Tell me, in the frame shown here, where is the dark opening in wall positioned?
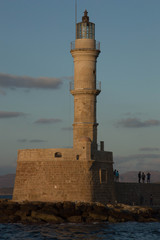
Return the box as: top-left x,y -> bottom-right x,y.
55,152 -> 62,158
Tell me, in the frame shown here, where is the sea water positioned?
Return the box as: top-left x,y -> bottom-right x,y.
0,195 -> 12,200
0,222 -> 160,240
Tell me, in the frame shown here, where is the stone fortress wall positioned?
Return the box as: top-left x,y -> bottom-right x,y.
115,182 -> 160,206
13,143 -> 115,204
13,145 -> 160,205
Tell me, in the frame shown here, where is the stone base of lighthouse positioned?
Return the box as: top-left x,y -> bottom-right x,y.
13,138 -> 115,204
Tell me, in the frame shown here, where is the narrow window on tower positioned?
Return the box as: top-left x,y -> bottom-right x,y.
99,169 -> 107,183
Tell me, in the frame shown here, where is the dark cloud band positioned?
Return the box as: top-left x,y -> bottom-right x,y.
18,139 -> 47,143
139,147 -> 160,152
34,118 -> 62,124
115,153 -> 160,163
0,111 -> 26,118
0,73 -> 62,90
117,118 -> 160,128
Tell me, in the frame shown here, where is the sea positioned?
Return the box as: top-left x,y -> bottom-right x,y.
0,196 -> 160,240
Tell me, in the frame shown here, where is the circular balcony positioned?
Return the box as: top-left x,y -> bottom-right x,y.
69,81 -> 101,96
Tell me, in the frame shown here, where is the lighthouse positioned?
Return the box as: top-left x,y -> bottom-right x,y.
13,10 -> 115,204
70,10 -> 100,152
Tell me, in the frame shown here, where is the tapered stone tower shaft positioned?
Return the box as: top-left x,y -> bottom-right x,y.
70,10 -> 101,150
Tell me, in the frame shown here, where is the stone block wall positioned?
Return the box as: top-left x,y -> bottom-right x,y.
13,148 -> 115,204
13,159 -> 93,202
115,182 -> 160,206
91,161 -> 115,203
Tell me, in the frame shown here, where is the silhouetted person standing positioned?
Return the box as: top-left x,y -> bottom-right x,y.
142,172 -> 145,183
116,171 -> 119,182
147,172 -> 151,183
138,171 -> 141,183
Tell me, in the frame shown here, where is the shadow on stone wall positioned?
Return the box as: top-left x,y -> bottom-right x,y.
115,182 -> 160,206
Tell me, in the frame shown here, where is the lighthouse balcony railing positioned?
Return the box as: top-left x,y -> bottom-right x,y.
70,41 -> 100,51
70,81 -> 101,91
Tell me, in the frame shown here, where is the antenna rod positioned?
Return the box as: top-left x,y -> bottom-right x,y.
75,0 -> 77,38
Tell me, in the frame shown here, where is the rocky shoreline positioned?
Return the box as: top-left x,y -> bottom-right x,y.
0,200 -> 160,224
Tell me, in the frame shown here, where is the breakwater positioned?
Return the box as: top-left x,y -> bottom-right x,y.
0,200 -> 160,224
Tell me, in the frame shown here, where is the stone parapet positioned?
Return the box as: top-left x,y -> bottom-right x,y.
17,148 -> 75,162
115,182 -> 160,206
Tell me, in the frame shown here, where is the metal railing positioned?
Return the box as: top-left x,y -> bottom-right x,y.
70,41 -> 75,50
69,81 -> 101,91
69,81 -> 73,91
70,41 -> 100,51
96,41 -> 100,51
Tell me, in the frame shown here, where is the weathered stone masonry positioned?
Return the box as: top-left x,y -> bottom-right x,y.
115,182 -> 160,206
13,147 -> 114,203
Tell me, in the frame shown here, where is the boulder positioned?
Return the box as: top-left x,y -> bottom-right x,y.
0,200 -> 160,223
31,211 -> 64,223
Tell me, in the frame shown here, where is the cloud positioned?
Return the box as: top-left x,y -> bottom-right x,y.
61,127 -> 73,131
115,154 -> 160,163
0,72 -> 62,90
116,118 -> 160,128
29,139 -> 47,143
124,112 -> 145,117
34,118 -> 62,124
114,153 -> 160,173
63,76 -> 74,81
0,89 -> 6,96
0,111 -> 26,118
17,139 -> 28,143
139,147 -> 160,152
18,139 -> 47,143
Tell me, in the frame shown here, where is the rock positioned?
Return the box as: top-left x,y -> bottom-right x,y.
75,202 -> 93,214
60,201 -> 77,218
0,200 -> 160,223
108,216 -> 117,223
40,202 -> 62,216
31,211 -> 64,223
67,215 -> 82,223
138,216 -> 157,222
92,202 -> 109,216
87,213 -> 108,221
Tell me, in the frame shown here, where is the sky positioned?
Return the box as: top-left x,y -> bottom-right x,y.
0,0 -> 160,175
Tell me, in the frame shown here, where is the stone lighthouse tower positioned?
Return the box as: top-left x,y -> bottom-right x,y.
13,10 -> 115,204
70,10 -> 100,152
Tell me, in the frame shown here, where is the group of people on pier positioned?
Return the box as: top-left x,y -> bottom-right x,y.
138,171 -> 151,183
114,169 -> 119,182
